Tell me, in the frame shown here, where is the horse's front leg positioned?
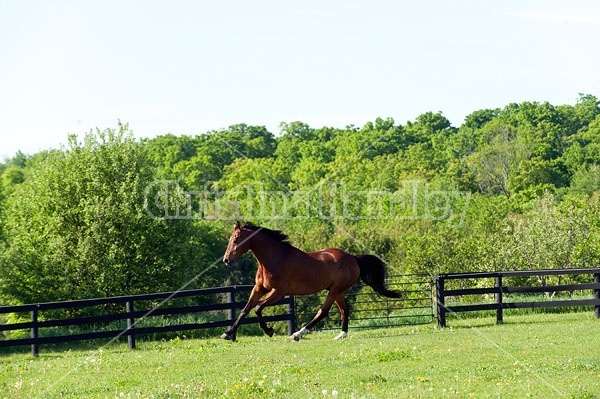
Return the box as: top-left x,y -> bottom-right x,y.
221,285 -> 267,341
254,289 -> 285,337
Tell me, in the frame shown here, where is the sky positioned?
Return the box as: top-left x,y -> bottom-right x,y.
1,0 -> 600,160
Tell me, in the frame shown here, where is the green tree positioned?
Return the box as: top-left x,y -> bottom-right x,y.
563,114 -> 600,173
403,112 -> 453,144
463,108 -> 500,130
0,166 -> 25,201
569,164 -> 600,196
467,123 -> 525,197
497,195 -> 583,278
0,124 -> 212,304
143,134 -> 198,178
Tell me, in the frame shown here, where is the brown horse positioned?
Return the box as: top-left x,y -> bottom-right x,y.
221,221 -> 401,341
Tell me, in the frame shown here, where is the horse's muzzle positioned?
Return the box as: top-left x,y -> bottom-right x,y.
223,257 -> 235,267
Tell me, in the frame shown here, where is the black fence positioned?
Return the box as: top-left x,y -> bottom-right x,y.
6,268 -> 598,355
435,268 -> 600,327
0,275 -> 433,356
295,274 -> 433,329
0,285 -> 293,357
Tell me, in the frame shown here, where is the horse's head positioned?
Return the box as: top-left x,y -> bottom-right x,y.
223,221 -> 251,266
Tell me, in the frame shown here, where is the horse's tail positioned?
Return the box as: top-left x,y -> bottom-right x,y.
355,254 -> 402,298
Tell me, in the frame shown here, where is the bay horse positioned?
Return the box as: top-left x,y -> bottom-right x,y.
221,221 -> 401,341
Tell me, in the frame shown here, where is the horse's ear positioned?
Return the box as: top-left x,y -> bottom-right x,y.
234,220 -> 241,229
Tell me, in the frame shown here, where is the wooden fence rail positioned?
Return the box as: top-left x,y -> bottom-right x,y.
4,269 -> 598,355
295,274 -> 433,329
0,285 -> 294,357
435,268 -> 600,327
0,275 -> 432,357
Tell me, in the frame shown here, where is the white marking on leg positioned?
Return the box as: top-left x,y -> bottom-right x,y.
292,327 -> 309,340
334,331 -> 348,340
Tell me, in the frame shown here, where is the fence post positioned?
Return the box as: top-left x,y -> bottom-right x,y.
495,275 -> 503,324
435,275 -> 446,328
227,287 -> 236,322
126,301 -> 136,350
286,296 -> 297,335
31,306 -> 39,357
595,273 -> 600,319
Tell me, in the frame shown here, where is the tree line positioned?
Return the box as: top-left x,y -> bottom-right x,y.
1,95 -> 600,305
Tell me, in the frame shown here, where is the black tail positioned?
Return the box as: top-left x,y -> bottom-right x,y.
355,255 -> 402,298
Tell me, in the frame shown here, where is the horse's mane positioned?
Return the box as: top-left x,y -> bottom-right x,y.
243,222 -> 290,244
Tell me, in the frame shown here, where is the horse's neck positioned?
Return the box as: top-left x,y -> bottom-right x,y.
249,234 -> 292,269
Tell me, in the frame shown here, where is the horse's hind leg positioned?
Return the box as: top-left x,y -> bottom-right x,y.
254,289 -> 285,337
334,294 -> 349,340
291,291 -> 337,341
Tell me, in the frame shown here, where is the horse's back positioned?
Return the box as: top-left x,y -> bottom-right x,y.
263,246 -> 359,295
306,247 -> 360,287
307,247 -> 352,264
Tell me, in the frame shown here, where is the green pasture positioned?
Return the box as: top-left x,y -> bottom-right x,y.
1,312 -> 598,399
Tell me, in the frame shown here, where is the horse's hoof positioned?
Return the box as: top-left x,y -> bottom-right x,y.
221,332 -> 236,341
265,327 -> 274,337
334,331 -> 348,340
290,334 -> 300,341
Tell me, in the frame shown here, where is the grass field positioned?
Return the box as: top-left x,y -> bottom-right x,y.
1,312 -> 599,399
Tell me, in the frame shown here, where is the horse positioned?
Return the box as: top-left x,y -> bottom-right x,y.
221,221 -> 402,341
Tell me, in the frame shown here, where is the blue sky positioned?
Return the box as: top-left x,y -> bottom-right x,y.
1,0 -> 599,159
